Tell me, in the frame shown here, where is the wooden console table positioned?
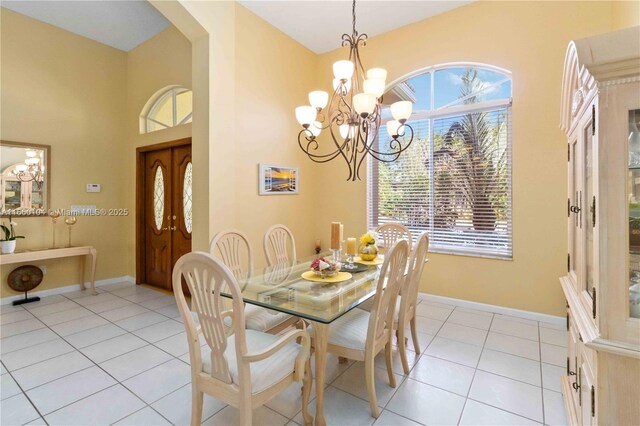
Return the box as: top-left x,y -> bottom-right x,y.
0,246 -> 97,295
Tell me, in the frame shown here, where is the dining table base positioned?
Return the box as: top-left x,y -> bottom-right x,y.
310,321 -> 329,426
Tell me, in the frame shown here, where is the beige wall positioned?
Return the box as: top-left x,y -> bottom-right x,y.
231,5 -> 319,266
314,1 -> 615,316
0,8 -> 129,296
612,0 -> 640,29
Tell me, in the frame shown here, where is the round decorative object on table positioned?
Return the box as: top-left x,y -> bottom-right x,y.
358,243 -> 378,261
8,265 -> 43,305
301,271 -> 352,283
354,256 -> 384,266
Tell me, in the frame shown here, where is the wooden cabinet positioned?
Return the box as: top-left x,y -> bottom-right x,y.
560,26 -> 640,426
0,174 -> 39,211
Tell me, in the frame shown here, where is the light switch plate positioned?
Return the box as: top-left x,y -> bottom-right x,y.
86,184 -> 101,193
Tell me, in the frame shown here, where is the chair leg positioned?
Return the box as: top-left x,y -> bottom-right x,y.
397,325 -> 410,375
301,359 -> 313,426
364,355 -> 381,418
239,399 -> 252,426
191,386 -> 203,426
384,342 -> 397,388
410,317 -> 421,354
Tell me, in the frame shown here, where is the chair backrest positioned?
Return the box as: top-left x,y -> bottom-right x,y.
173,252 -> 247,385
399,232 -> 429,318
375,223 -> 413,253
366,239 -> 410,346
263,224 -> 297,266
209,229 -> 253,281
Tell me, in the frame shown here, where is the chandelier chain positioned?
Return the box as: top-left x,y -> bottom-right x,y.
351,0 -> 357,36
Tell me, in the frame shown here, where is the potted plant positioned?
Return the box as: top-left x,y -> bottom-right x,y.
1,215 -> 24,254
359,230 -> 379,261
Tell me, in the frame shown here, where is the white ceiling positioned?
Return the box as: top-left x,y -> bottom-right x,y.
239,0 -> 474,54
1,1 -> 170,51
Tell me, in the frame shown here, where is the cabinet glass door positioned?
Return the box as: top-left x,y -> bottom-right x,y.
569,139 -> 580,287
4,180 -> 21,210
584,121 -> 595,299
628,109 -> 640,319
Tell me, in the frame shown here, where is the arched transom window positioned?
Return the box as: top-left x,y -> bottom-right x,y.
141,86 -> 193,134
369,63 -> 513,259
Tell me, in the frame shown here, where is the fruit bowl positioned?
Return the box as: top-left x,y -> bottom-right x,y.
310,257 -> 340,278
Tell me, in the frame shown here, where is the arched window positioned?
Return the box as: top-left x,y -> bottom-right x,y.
369,63 -> 513,259
140,86 -> 193,134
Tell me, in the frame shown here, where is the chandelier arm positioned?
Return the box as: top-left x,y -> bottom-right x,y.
367,125 -> 415,157
328,125 -> 354,168
297,130 -> 343,162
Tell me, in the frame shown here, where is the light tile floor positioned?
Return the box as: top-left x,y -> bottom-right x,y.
1,283 -> 569,426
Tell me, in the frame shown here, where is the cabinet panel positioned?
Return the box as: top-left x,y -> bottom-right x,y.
579,355 -> 595,426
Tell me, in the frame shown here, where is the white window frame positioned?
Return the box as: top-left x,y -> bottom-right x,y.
140,85 -> 193,134
368,63 -> 513,260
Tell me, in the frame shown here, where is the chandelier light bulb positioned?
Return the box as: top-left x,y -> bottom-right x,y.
25,150 -> 37,158
295,106 -> 317,126
15,164 -> 28,172
366,68 -> 388,82
390,101 -> 412,122
339,124 -> 350,139
309,121 -> 322,138
353,93 -> 377,117
25,158 -> 40,166
333,60 -> 355,80
386,120 -> 402,137
363,79 -> 385,98
309,91 -> 329,110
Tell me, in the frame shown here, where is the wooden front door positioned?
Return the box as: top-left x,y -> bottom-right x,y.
137,139 -> 192,291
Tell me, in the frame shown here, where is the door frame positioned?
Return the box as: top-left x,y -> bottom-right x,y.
136,137 -> 192,284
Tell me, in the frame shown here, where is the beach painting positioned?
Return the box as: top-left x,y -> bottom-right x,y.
259,164 -> 299,195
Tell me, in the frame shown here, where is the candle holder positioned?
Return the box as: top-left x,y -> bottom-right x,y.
64,216 -> 77,247
49,211 -> 60,248
331,248 -> 342,264
343,253 -> 356,271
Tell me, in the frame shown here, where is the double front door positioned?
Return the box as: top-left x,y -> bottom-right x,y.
138,140 -> 192,290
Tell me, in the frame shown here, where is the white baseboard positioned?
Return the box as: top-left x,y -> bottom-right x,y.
419,292 -> 565,326
1,275 -> 136,305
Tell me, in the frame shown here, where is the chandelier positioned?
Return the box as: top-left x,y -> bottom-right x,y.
10,150 -> 44,189
295,0 -> 415,181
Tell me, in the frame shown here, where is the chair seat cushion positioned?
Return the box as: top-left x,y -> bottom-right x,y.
244,304 -> 293,332
201,329 -> 300,394
357,298 -> 401,320
312,308 -> 370,352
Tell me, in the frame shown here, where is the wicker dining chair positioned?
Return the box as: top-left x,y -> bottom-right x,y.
173,252 -> 313,426
375,223 -> 413,253
395,232 -> 429,373
210,229 -> 299,334
263,224 -> 297,266
310,239 -> 409,418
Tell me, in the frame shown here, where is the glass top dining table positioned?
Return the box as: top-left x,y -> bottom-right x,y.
232,252 -> 382,324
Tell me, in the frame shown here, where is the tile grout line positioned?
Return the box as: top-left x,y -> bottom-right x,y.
73,283 -> 228,426
4,282 -> 565,425
24,287 -> 194,425
538,321 -> 546,425
454,311 -> 495,425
